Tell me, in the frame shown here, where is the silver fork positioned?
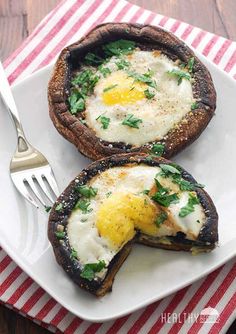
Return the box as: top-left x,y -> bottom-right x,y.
0,61 -> 59,209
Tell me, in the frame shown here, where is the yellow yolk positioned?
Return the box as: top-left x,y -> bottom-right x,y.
102,71 -> 146,105
96,192 -> 160,250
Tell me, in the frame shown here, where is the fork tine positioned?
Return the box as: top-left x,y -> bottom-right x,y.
43,169 -> 60,197
34,174 -> 55,204
25,177 -> 46,206
12,178 -> 39,209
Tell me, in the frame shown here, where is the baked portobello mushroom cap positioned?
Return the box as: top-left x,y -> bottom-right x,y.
48,23 -> 216,161
48,153 -> 218,297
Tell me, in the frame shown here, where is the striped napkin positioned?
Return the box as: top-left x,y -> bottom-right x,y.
1,0 -> 236,333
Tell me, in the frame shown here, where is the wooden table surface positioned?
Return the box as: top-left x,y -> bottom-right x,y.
0,0 -> 236,333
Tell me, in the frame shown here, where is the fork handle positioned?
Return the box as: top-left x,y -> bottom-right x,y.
0,61 -> 29,151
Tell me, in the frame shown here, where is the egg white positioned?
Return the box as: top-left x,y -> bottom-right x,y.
85,51 -> 194,146
67,165 -> 206,279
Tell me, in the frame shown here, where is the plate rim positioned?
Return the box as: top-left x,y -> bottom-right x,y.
1,53 -> 236,322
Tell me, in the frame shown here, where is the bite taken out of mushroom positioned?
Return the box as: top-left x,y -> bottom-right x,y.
48,153 -> 218,297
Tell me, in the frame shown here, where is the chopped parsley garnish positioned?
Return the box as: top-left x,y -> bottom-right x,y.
145,155 -> 153,162
98,65 -> 111,77
159,164 -> 204,191
122,114 -> 143,129
55,231 -> 65,239
191,102 -> 198,110
159,164 -> 181,175
151,143 -> 165,157
152,178 -> 179,207
103,84 -> 118,92
179,193 -> 200,217
79,118 -> 87,125
74,199 -> 92,213
71,69 -> 99,94
144,89 -> 155,99
76,185 -> 98,198
96,115 -> 110,129
155,212 -> 168,227
128,69 -> 157,89
187,57 -> 195,73
70,248 -> 78,260
152,192 -> 179,207
141,189 -> 150,195
106,191 -> 112,198
174,178 -> 196,191
103,39 -> 136,57
167,69 -> 191,85
68,91 -> 85,114
80,260 -> 106,281
45,205 -> 52,213
68,69 -> 99,114
84,52 -> 103,66
55,203 -> 63,212
115,59 -> 130,70
176,178 -> 204,191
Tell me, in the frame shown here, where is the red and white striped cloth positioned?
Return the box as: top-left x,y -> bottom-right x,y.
1,0 -> 236,333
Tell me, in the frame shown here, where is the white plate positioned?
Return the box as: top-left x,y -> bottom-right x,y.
1,54 -> 236,322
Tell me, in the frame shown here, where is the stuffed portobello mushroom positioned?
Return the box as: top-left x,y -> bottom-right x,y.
48,153 -> 218,297
48,23 -> 216,161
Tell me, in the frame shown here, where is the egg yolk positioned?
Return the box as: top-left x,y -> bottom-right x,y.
96,192 -> 160,250
102,71 -> 146,106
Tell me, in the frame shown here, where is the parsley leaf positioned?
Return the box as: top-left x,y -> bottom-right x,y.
98,65 -> 111,77
115,59 -> 130,70
72,69 -> 99,95
96,115 -> 110,129
128,70 -> 157,89
167,69 -> 191,85
76,185 -> 98,198
106,191 -> 112,198
74,200 -> 92,213
70,248 -> 78,260
79,118 -> 87,125
152,192 -> 179,207
144,89 -> 155,99
152,178 -> 179,207
55,231 -> 65,239
187,57 -> 195,73
68,91 -> 85,114
174,178 -> 195,191
141,189 -> 150,195
103,84 -> 118,92
84,52 -> 103,66
45,205 -> 52,213
55,203 -> 63,212
191,102 -> 198,110
145,155 -> 153,162
122,114 -> 143,129
68,69 -> 99,114
159,164 -> 181,175
155,212 -> 168,227
159,164 -> 204,191
73,71 -> 98,97
179,193 -> 200,217
80,260 -> 106,281
151,143 -> 165,157
103,39 -> 136,57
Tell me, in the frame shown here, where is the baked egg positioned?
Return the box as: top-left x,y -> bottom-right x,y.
67,164 -> 206,280
80,50 -> 194,146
